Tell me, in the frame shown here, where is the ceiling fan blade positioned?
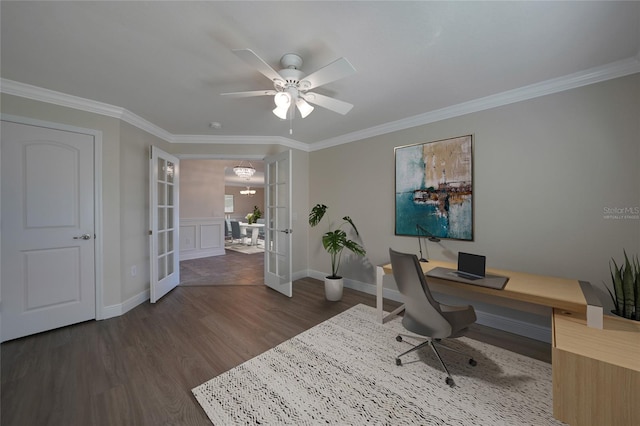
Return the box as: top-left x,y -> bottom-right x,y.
300,57 -> 356,90
221,90 -> 276,98
232,49 -> 282,83
303,92 -> 353,115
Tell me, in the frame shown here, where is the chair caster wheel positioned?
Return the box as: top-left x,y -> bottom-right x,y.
445,377 -> 455,387
396,335 -> 403,342
469,358 -> 477,367
395,358 -> 402,366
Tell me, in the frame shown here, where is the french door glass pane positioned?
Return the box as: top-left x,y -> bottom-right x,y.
158,158 -> 165,180
167,253 -> 174,275
158,208 -> 165,231
159,231 -> 165,253
167,231 -> 173,252
268,162 -> 276,184
167,207 -> 173,229
166,161 -> 174,183
167,186 -> 173,206
269,251 -> 277,274
158,182 -> 165,205
158,255 -> 166,280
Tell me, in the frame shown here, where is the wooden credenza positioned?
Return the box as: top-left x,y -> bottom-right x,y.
552,310 -> 640,426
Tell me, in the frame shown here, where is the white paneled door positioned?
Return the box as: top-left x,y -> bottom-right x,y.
264,150 -> 292,297
149,146 -> 180,303
1,120 -> 96,341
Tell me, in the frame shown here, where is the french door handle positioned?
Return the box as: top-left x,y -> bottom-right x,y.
280,229 -> 293,234
73,233 -> 92,240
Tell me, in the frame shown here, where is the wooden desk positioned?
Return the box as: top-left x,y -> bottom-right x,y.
377,259 -> 639,426
377,259 -> 592,325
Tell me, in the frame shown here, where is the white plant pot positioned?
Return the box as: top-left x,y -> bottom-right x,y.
324,277 -> 344,301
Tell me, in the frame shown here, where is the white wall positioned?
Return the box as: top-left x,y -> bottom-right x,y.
309,74 -> 640,320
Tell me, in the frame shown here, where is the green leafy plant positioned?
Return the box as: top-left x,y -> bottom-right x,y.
246,205 -> 262,224
309,204 -> 366,279
606,251 -> 640,321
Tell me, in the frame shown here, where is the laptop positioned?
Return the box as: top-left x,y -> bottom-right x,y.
426,252 -> 509,290
452,252 -> 486,280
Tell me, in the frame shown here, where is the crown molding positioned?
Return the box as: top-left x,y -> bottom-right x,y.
172,134 -> 310,152
0,78 -> 310,150
3,54 -> 639,153
0,79 -> 175,143
309,56 -> 640,152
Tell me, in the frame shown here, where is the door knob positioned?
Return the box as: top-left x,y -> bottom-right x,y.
73,233 -> 92,240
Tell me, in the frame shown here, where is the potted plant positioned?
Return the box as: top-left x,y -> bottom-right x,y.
605,251 -> 639,321
245,205 -> 262,224
309,204 -> 366,301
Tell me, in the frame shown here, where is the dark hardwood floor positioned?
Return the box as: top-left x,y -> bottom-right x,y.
1,265 -> 551,425
180,250 -> 264,286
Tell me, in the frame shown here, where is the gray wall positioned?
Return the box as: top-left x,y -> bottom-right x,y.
180,159 -> 227,218
308,74 -> 640,320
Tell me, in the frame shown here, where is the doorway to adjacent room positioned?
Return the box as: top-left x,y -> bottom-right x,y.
178,158 -> 265,287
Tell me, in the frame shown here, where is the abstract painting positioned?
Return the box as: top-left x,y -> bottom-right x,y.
395,135 -> 473,240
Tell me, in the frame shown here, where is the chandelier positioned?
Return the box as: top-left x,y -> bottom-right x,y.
240,186 -> 256,197
233,161 -> 255,179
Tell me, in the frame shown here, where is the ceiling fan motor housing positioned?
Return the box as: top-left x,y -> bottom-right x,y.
280,53 -> 303,69
275,68 -> 306,91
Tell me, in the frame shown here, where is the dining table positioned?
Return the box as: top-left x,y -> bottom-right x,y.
239,222 -> 264,246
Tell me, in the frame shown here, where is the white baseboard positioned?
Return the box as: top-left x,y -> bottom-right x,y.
102,288 -> 149,320
292,269 -> 308,282
306,270 -> 551,343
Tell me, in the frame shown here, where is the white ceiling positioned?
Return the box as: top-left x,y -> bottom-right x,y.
1,1 -> 639,148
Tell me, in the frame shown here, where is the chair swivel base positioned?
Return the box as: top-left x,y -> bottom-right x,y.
395,335 -> 477,387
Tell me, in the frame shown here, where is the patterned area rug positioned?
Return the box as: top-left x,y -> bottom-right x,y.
192,304 -> 564,425
225,242 -> 264,255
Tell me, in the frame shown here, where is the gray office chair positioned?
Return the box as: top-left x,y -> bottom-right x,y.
389,248 -> 477,387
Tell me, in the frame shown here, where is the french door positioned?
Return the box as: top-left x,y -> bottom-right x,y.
149,146 -> 180,303
264,150 -> 292,297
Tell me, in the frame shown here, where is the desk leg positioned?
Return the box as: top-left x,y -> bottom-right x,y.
376,266 -> 384,323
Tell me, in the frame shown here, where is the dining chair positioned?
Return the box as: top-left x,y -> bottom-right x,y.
230,220 -> 247,244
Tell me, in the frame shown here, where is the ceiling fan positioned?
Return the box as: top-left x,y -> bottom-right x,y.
221,49 -> 356,121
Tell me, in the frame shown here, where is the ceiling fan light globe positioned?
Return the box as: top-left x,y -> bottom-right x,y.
274,91 -> 291,107
296,98 -> 314,118
273,105 -> 289,119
